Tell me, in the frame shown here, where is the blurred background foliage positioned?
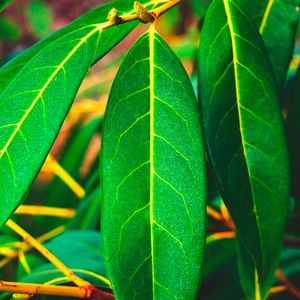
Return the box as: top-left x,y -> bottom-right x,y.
0,1 -> 300,299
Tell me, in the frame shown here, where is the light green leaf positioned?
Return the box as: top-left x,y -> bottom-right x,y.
27,0 -> 53,38
198,0 -> 289,280
0,1 -> 147,228
240,0 -> 300,87
101,30 -> 206,299
0,0 -> 13,12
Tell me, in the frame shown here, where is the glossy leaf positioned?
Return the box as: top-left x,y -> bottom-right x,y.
0,0 -> 152,94
199,0 -> 289,280
0,0 -> 13,12
240,0 -> 300,87
101,30 -> 206,299
0,1 -> 147,228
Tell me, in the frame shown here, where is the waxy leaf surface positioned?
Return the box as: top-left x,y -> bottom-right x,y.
0,0 -> 148,227
199,0 -> 289,279
101,30 -> 206,299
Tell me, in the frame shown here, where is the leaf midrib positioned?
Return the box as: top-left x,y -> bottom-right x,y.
149,26 -> 155,297
223,0 -> 264,269
259,0 -> 274,34
0,25 -> 101,160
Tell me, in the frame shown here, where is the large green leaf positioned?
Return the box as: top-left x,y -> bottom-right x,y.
240,0 -> 299,87
0,1 -> 150,228
0,0 -> 152,94
199,0 -> 289,280
101,30 -> 206,299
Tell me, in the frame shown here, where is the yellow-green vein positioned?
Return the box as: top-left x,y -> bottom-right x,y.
259,0 -> 274,34
149,24 -> 155,298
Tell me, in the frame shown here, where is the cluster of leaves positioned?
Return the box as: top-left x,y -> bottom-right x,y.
0,0 -> 300,299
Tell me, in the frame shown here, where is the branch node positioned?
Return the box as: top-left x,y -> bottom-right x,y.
134,1 -> 156,23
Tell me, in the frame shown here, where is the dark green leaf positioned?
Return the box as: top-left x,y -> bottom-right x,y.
236,234 -> 277,300
0,0 -> 13,12
101,30 -> 206,299
199,0 -> 289,280
0,18 -> 19,42
199,237 -> 245,300
0,1 -> 148,228
27,0 -> 53,38
287,66 -> 300,201
67,187 -> 101,230
240,0 -> 300,87
46,116 -> 101,207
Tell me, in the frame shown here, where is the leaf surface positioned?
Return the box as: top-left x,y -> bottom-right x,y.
240,0 -> 299,87
199,0 -> 289,279
101,29 -> 206,299
0,0 -> 153,94
0,1 -> 147,228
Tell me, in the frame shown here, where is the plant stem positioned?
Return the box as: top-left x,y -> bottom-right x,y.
206,231 -> 235,244
44,155 -> 86,198
0,225 -> 65,268
14,205 -> 75,218
276,269 -> 300,299
0,281 -> 90,298
101,0 -> 183,30
6,220 -> 91,290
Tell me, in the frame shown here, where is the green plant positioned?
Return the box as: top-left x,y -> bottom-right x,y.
0,0 -> 299,299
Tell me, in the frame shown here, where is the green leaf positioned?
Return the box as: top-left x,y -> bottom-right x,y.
0,0 -> 151,95
67,187 -> 101,230
0,0 -> 13,12
236,235 -> 277,300
0,1 -> 146,228
200,237 -> 245,300
199,0 -> 290,280
190,0 -> 212,19
27,0 -> 53,38
0,18 -> 19,42
240,0 -> 300,87
101,30 -> 206,299
287,66 -> 300,201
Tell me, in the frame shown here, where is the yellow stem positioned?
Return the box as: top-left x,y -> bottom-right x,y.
14,205 -> 75,218
44,269 -> 111,287
206,231 -> 235,244
5,220 -> 90,289
45,155 -> 85,199
0,225 -> 65,268
270,285 -> 287,294
0,281 -> 89,298
206,206 -> 223,221
18,251 -> 31,274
